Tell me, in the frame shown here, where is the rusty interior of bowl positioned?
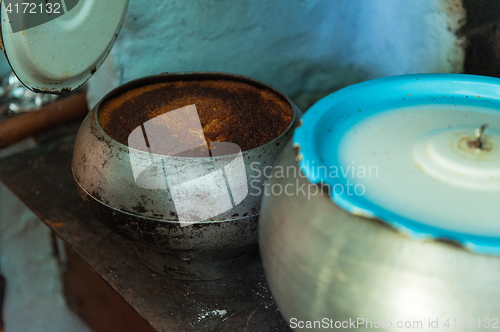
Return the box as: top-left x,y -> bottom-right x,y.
97,79 -> 293,154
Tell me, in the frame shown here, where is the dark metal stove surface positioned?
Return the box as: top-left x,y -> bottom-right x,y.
0,133 -> 292,332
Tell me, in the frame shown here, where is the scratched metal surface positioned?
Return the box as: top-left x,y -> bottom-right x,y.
0,133 -> 292,332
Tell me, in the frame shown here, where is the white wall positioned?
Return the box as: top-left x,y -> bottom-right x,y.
87,0 -> 465,109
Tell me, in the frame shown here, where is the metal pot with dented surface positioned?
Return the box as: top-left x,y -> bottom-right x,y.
72,72 -> 301,280
259,74 -> 500,330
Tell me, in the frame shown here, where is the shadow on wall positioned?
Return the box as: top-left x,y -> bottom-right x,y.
464,22 -> 500,78
461,0 -> 500,78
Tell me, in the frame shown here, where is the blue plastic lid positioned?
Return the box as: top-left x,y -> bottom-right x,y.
294,74 -> 500,255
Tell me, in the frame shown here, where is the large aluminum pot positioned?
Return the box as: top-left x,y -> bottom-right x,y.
259,74 -> 500,331
72,72 -> 301,280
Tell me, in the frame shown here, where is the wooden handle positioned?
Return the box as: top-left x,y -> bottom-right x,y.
0,92 -> 88,149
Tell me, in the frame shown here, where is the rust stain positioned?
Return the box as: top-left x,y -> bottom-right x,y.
246,308 -> 258,326
45,219 -> 65,228
293,142 -> 303,162
413,162 -> 424,172
438,0 -> 466,72
433,237 -> 468,250
351,210 -> 375,219
32,86 -> 72,94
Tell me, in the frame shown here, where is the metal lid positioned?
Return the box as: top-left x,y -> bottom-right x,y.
0,0 -> 129,93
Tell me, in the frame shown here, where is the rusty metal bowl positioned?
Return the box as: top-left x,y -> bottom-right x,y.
72,72 -> 301,280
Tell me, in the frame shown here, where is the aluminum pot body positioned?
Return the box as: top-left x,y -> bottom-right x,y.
259,141 -> 500,331
72,72 -> 301,280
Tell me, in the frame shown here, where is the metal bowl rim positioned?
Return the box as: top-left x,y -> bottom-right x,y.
90,71 -> 300,160
293,73 -> 500,255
